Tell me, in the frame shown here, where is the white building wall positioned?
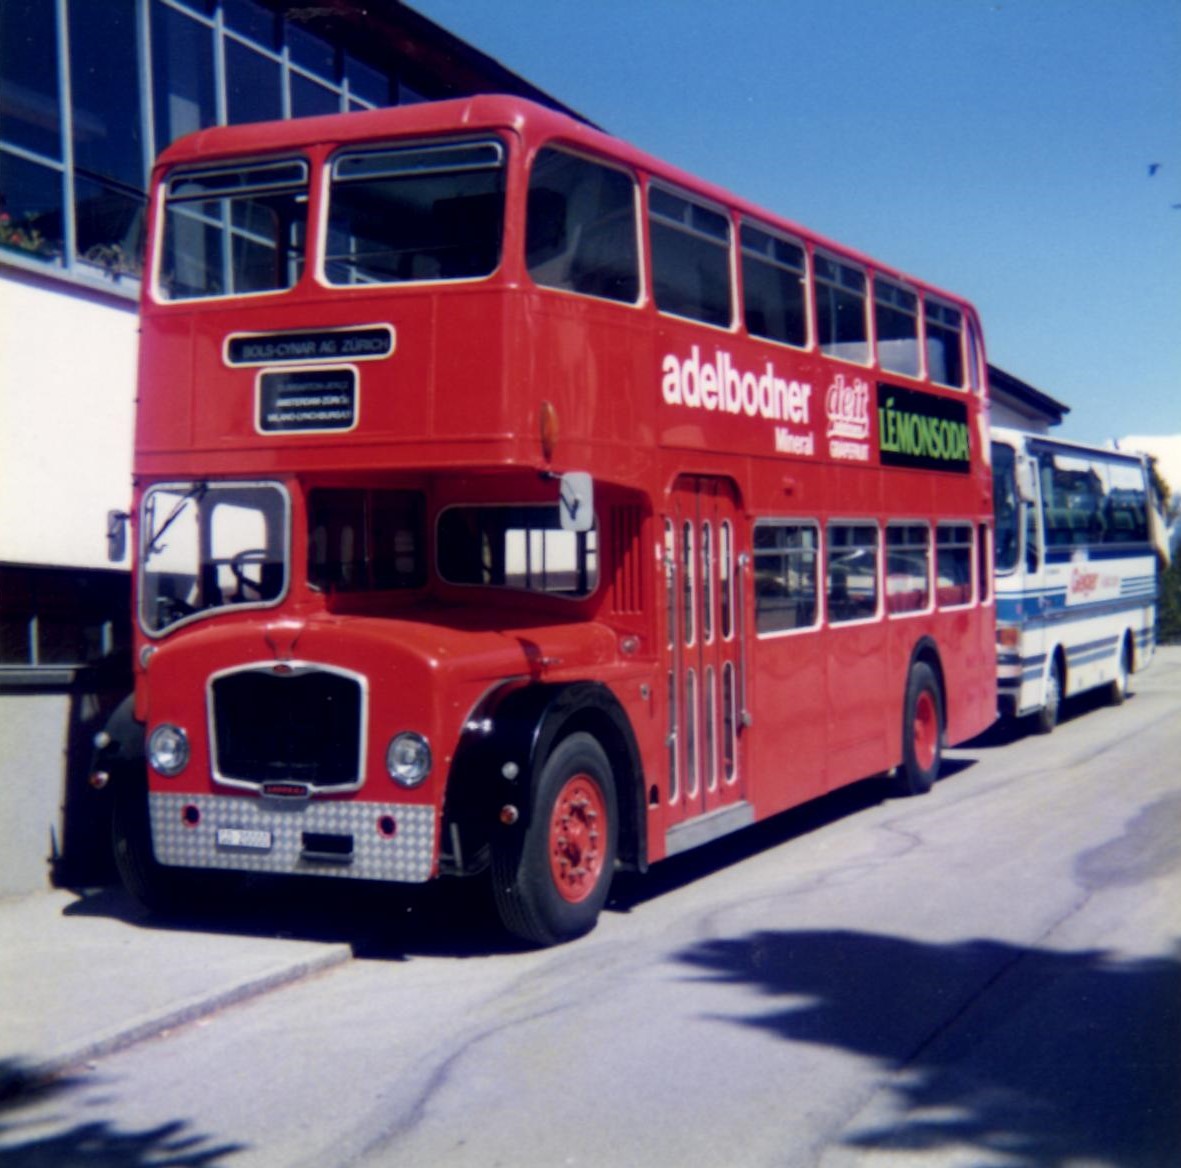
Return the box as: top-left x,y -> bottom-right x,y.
0,274 -> 137,570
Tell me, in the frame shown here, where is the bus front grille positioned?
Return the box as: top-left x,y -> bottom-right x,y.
210,666 -> 364,791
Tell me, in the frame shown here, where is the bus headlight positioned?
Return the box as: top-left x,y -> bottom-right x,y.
147,724 -> 190,776
386,732 -> 431,787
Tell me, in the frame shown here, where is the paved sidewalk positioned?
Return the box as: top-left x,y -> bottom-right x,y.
0,886 -> 353,1095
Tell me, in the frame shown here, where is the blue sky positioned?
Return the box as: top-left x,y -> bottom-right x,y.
412,0 -> 1180,447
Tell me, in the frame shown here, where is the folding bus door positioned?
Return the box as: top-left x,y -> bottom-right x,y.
663,476 -> 751,853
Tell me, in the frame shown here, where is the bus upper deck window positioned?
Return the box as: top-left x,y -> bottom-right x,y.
741,223 -> 807,348
814,254 -> 868,364
649,185 -> 732,328
158,160 -> 308,301
926,300 -> 964,389
325,139 -> 505,286
874,280 -> 920,377
527,148 -> 639,303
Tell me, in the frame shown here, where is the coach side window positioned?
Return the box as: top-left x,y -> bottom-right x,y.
741,223 -> 807,347
649,185 -> 731,328
814,254 -> 868,364
885,523 -> 930,614
526,148 -> 639,304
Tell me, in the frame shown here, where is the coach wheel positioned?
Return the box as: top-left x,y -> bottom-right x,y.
491,732 -> 619,947
1107,637 -> 1131,707
895,662 -> 943,796
1035,655 -> 1063,735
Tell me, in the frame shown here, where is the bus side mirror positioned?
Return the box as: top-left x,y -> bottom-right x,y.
1015,457 -> 1037,504
558,472 -> 593,533
107,510 -> 129,563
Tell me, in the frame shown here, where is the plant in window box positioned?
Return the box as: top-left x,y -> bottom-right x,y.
82,241 -> 144,281
0,210 -> 57,260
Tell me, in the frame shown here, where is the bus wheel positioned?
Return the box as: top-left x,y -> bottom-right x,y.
1107,638 -> 1131,706
492,733 -> 618,947
112,776 -> 201,915
896,663 -> 943,796
1034,656 -> 1063,734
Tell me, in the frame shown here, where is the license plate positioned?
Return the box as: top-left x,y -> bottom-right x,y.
216,826 -> 273,852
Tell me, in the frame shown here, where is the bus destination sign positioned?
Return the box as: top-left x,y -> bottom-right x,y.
258,367 -> 357,433
877,383 -> 970,474
227,325 -> 393,366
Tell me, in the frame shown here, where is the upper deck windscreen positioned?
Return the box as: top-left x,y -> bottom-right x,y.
158,160 -> 308,301
324,139 -> 505,285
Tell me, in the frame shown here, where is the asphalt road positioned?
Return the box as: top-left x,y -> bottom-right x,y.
5,649 -> 1180,1167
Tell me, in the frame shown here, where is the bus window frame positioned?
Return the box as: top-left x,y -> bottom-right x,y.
151,155 -> 311,306
523,142 -> 645,308
884,520 -> 933,618
647,180 -> 736,333
813,250 -> 871,367
923,296 -> 967,391
752,518 -> 822,639
318,134 -> 509,291
738,218 -> 811,352
825,520 -> 882,626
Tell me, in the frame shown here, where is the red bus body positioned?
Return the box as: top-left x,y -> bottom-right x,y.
116,96 -> 995,944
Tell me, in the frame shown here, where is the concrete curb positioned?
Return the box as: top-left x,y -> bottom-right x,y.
1,934 -> 353,1099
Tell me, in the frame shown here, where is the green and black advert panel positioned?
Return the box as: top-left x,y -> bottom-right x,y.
877,383 -> 970,474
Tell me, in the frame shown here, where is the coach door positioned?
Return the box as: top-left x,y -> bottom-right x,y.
664,476 -> 747,840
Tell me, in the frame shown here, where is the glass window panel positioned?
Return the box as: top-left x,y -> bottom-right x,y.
0,149 -> 63,262
326,139 -> 505,285
151,1 -> 217,154
526,148 -> 639,303
346,55 -> 391,107
886,524 -> 930,614
753,522 -> 819,634
650,186 -> 731,327
291,73 -> 341,119
827,524 -> 879,623
159,160 -> 308,300
286,22 -> 335,77
815,255 -> 868,363
925,300 -> 964,388
936,523 -> 973,606
224,0 -> 277,47
741,222 -> 807,347
69,0 -> 144,189
0,0 -> 61,158
875,281 -> 920,377
226,39 -> 282,125
437,505 -> 597,596
74,173 -> 145,277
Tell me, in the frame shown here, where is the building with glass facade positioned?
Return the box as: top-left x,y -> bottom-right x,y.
0,0 -> 576,893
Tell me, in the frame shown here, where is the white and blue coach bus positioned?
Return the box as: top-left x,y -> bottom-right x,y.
991,427 -> 1165,731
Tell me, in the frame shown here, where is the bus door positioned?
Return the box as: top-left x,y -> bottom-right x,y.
665,476 -> 746,827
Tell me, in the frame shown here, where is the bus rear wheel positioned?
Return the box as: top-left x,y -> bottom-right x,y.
895,662 -> 943,796
491,732 -> 618,947
1106,637 -> 1131,706
1034,656 -> 1063,734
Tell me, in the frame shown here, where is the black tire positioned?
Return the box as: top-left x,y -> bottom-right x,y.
1107,637 -> 1131,707
491,733 -> 619,947
111,776 -> 203,915
895,662 -> 943,796
1034,655 -> 1063,734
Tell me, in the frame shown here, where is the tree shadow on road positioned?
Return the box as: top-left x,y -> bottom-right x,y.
675,929 -> 1181,1166
0,1060 -> 244,1167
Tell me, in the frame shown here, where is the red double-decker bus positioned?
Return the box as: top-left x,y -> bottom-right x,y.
98,95 -> 995,945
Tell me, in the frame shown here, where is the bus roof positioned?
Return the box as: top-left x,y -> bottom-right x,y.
154,94 -> 975,315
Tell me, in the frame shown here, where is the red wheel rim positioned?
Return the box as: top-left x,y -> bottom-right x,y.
913,690 -> 938,772
548,774 -> 607,904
